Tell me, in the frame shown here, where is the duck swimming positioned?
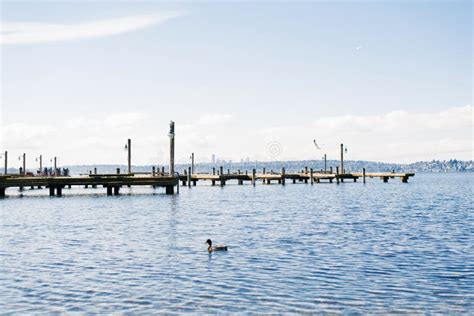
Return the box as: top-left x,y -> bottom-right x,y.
205,239 -> 228,252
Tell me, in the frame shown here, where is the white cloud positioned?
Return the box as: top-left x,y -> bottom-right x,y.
0,12 -> 184,45
1,107 -> 472,166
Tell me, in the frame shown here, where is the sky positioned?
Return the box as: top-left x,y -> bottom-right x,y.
0,0 -> 472,167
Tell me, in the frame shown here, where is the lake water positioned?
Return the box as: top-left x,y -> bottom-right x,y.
0,173 -> 473,313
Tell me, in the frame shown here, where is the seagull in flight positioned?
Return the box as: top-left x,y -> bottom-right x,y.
313,139 -> 323,150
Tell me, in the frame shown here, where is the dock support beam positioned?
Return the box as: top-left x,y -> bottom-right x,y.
340,143 -> 344,178
252,169 -> 256,186
22,153 -> 26,175
363,168 -> 366,184
114,186 -> 120,195
127,138 -> 131,174
49,186 -> 55,196
310,168 -> 314,185
107,186 -> 112,196
0,187 -> 5,198
336,166 -> 340,184
191,152 -> 194,174
165,185 -> 174,195
281,167 -> 285,185
188,167 -> 191,188
220,166 -> 225,186
3,150 -> 7,175
169,121 -> 175,176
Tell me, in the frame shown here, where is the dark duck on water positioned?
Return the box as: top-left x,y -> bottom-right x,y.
206,239 -> 228,252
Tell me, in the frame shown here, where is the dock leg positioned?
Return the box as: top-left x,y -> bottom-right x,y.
56,187 -> 62,197
49,186 -> 55,196
107,186 -> 113,196
114,186 -> 120,195
382,177 -> 389,183
310,168 -> 314,185
401,176 -> 408,183
212,180 -> 215,186
293,179 -> 296,184
281,167 -> 285,185
193,180 -> 197,186
0,187 -> 5,198
165,186 -> 174,195
363,168 -> 366,184
30,186 -> 34,190
182,181 -> 186,186
354,178 -> 357,182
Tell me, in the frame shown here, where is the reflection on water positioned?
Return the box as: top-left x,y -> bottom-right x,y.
0,173 -> 473,313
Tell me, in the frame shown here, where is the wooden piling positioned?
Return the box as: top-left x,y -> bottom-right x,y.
340,143 -> 344,177
188,167 -> 191,187
114,186 -> 120,195
3,150 -> 7,175
252,169 -> 256,186
281,167 -> 285,185
191,152 -> 194,174
213,167 -> 216,175
49,186 -> 55,196
336,166 -> 340,184
116,168 -> 120,174
169,121 -> 175,176
127,138 -> 131,174
310,168 -> 314,185
23,153 -> 26,176
220,166 -> 225,186
363,168 -> 366,184
152,166 -> 156,177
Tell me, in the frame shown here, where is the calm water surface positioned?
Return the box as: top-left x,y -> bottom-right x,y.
1,173 -> 473,313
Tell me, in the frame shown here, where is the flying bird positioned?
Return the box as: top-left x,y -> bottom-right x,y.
313,139 -> 322,150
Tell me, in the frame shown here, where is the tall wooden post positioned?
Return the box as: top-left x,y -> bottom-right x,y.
188,167 -> 191,187
219,166 -> 224,186
54,156 -> 57,172
23,153 -> 26,175
169,121 -> 175,176
363,168 -> 366,184
252,169 -> 256,186
310,168 -> 314,185
4,150 -> 7,175
336,166 -> 340,184
191,152 -> 194,175
281,167 -> 285,185
39,155 -> 42,173
340,143 -> 344,176
127,138 -> 131,174
324,154 -> 327,171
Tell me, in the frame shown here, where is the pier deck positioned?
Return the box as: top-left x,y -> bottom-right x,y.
0,170 -> 414,198
0,174 -> 178,197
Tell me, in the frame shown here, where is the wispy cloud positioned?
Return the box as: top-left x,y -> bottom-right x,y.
0,12 -> 184,45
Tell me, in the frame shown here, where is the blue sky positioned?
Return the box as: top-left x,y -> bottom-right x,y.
0,1 -> 472,166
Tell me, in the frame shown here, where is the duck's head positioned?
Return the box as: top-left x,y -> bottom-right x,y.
205,239 -> 212,246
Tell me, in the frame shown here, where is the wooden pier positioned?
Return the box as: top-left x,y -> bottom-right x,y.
179,169 -> 415,186
0,122 -> 415,198
0,174 -> 178,197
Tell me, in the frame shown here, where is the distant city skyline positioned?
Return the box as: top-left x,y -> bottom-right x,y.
1,1 -> 472,165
